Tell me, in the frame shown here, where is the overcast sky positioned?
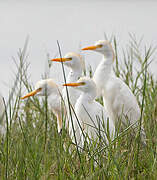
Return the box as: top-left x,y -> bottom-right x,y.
0,0 -> 157,98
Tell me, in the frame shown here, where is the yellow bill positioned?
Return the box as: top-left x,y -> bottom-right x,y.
82,45 -> 98,51
63,82 -> 85,87
21,88 -> 41,100
51,57 -> 72,62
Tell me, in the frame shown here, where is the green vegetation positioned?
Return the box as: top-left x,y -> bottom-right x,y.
0,35 -> 157,179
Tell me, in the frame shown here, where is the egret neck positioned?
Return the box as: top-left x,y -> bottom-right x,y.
93,55 -> 113,96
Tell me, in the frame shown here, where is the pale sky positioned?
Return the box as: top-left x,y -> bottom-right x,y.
0,0 -> 157,99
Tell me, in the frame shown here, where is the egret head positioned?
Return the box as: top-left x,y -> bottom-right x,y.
51,52 -> 85,71
82,40 -> 115,61
63,76 -> 96,95
21,79 -> 58,99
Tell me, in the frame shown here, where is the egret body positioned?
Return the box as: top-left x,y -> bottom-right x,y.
21,79 -> 63,133
64,77 -> 115,147
82,40 -> 143,132
51,53 -> 84,142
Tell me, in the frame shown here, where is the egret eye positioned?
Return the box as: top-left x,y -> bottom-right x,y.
97,44 -> 103,48
67,57 -> 72,61
37,88 -> 42,92
77,77 -> 80,80
80,82 -> 86,86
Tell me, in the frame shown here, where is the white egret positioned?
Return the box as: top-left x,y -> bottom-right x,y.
82,40 -> 145,138
21,79 -> 63,133
0,93 -> 6,135
51,53 -> 85,144
63,77 -> 115,147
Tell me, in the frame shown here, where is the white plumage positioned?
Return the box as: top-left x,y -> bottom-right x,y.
64,77 -> 115,148
82,40 -> 144,135
21,79 -> 63,133
51,53 -> 84,143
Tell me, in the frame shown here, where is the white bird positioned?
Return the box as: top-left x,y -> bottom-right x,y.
51,53 -> 85,144
82,40 -> 144,137
63,77 -> 115,148
0,93 -> 6,135
21,79 -> 63,133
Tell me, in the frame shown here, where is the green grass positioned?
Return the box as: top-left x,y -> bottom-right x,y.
0,35 -> 157,179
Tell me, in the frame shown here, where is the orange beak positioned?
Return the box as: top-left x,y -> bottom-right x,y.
82,45 -> 98,51
21,88 -> 41,100
63,82 -> 85,87
50,57 -> 72,62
